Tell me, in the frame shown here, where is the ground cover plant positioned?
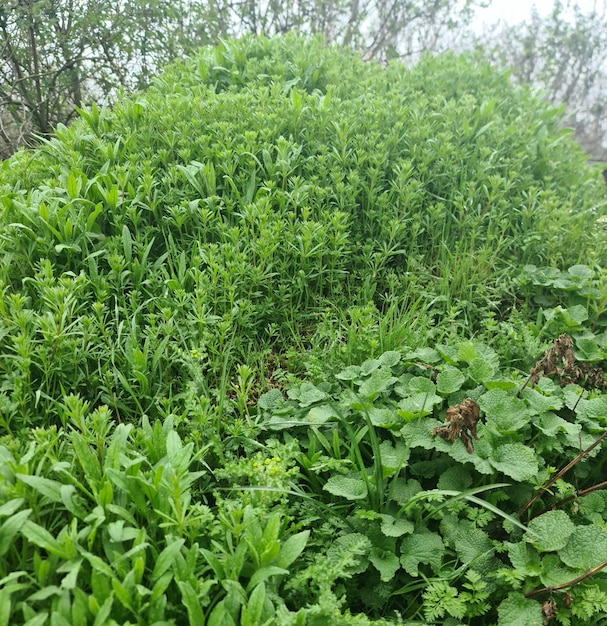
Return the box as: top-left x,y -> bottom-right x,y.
1,34 -> 607,624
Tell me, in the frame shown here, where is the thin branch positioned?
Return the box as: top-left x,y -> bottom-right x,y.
525,558 -> 607,598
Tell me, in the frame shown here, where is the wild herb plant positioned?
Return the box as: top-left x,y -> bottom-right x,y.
1,34 -> 607,624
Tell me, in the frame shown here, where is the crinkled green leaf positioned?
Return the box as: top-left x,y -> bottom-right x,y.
506,542 -> 541,576
397,392 -> 442,419
369,548 -> 400,582
258,389 -> 284,410
436,367 -> 466,395
336,365 -> 361,381
379,514 -> 414,538
378,351 -> 401,368
559,525 -> 607,570
468,357 -> 497,382
378,440 -> 409,476
568,264 -> 594,280
520,388 -> 563,413
360,359 -> 381,376
358,367 -> 398,399
539,553 -> 580,587
484,400 -> 530,434
305,404 -> 337,424
526,510 -> 575,552
323,474 -> 368,500
489,443 -> 538,481
454,527 -> 493,566
287,382 -> 328,407
497,592 -> 543,626
368,407 -> 399,428
400,531 -> 444,576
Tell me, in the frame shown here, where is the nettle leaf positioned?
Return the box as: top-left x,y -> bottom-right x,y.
520,388 -> 563,413
497,592 -> 543,626
368,407 -> 399,428
378,351 -> 401,368
358,367 -> 398,399
336,365 -> 361,381
489,443 -> 538,481
484,400 -> 530,434
468,357 -> 497,383
436,367 -> 466,395
400,531 -> 444,576
360,359 -> 381,376
397,392 -> 442,419
287,382 -> 328,407
379,514 -> 414,538
506,542 -> 542,576
559,525 -> 607,570
305,404 -> 337,425
369,548 -> 400,582
323,474 -> 368,500
539,553 -> 580,588
378,440 -> 409,476
526,510 -> 575,552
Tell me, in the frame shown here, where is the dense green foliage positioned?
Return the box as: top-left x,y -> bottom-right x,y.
1,35 -> 607,624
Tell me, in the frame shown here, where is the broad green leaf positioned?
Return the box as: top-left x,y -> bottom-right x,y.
497,592 -> 543,626
539,553 -> 580,587
397,392 -> 442,419
0,509 -> 31,557
378,440 -> 409,476
468,357 -> 497,382
454,527 -> 493,567
305,404 -> 337,424
323,474 -> 368,500
358,367 -> 398,399
400,531 -> 444,576
274,530 -> 309,569
368,407 -> 398,428
484,401 -> 530,434
506,542 -> 541,576
152,538 -> 185,581
178,581 -> 205,625
568,264 -> 593,280
520,388 -> 563,413
336,365 -> 361,381
287,383 -> 327,407
526,510 -> 575,552
436,367 -> 465,395
0,499 -> 24,517
16,474 -> 64,503
575,337 -> 603,362
378,351 -> 401,368
369,548 -> 400,582
360,358 -> 381,376
559,525 -> 607,570
258,389 -> 284,410
489,443 -> 538,481
379,514 -> 414,538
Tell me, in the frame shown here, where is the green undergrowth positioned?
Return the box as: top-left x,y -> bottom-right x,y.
1,34 -> 607,624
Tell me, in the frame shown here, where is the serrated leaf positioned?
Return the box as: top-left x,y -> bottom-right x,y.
287,383 -> 327,407
400,532 -> 444,576
397,392 -> 442,419
484,401 -> 530,433
559,525 -> 607,569
379,514 -> 414,537
468,357 -> 497,382
436,367 -> 466,395
305,404 -> 337,424
323,474 -> 368,500
378,351 -> 401,368
369,548 -> 400,582
526,510 -> 575,552
454,526 -> 494,567
497,592 -> 543,626
335,365 -> 361,381
358,367 -> 398,399
507,542 -> 542,576
489,443 -> 538,481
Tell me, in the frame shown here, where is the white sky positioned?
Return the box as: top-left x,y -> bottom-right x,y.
473,0 -> 601,28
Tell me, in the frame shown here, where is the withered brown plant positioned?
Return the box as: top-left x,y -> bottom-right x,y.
523,334 -> 607,391
433,398 -> 481,454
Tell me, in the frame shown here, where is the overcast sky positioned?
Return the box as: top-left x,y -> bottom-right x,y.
473,0 -> 601,28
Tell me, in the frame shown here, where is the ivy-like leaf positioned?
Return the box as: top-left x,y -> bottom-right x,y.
489,443 -> 538,481
526,510 -> 575,552
559,525 -> 607,570
323,474 -> 368,500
